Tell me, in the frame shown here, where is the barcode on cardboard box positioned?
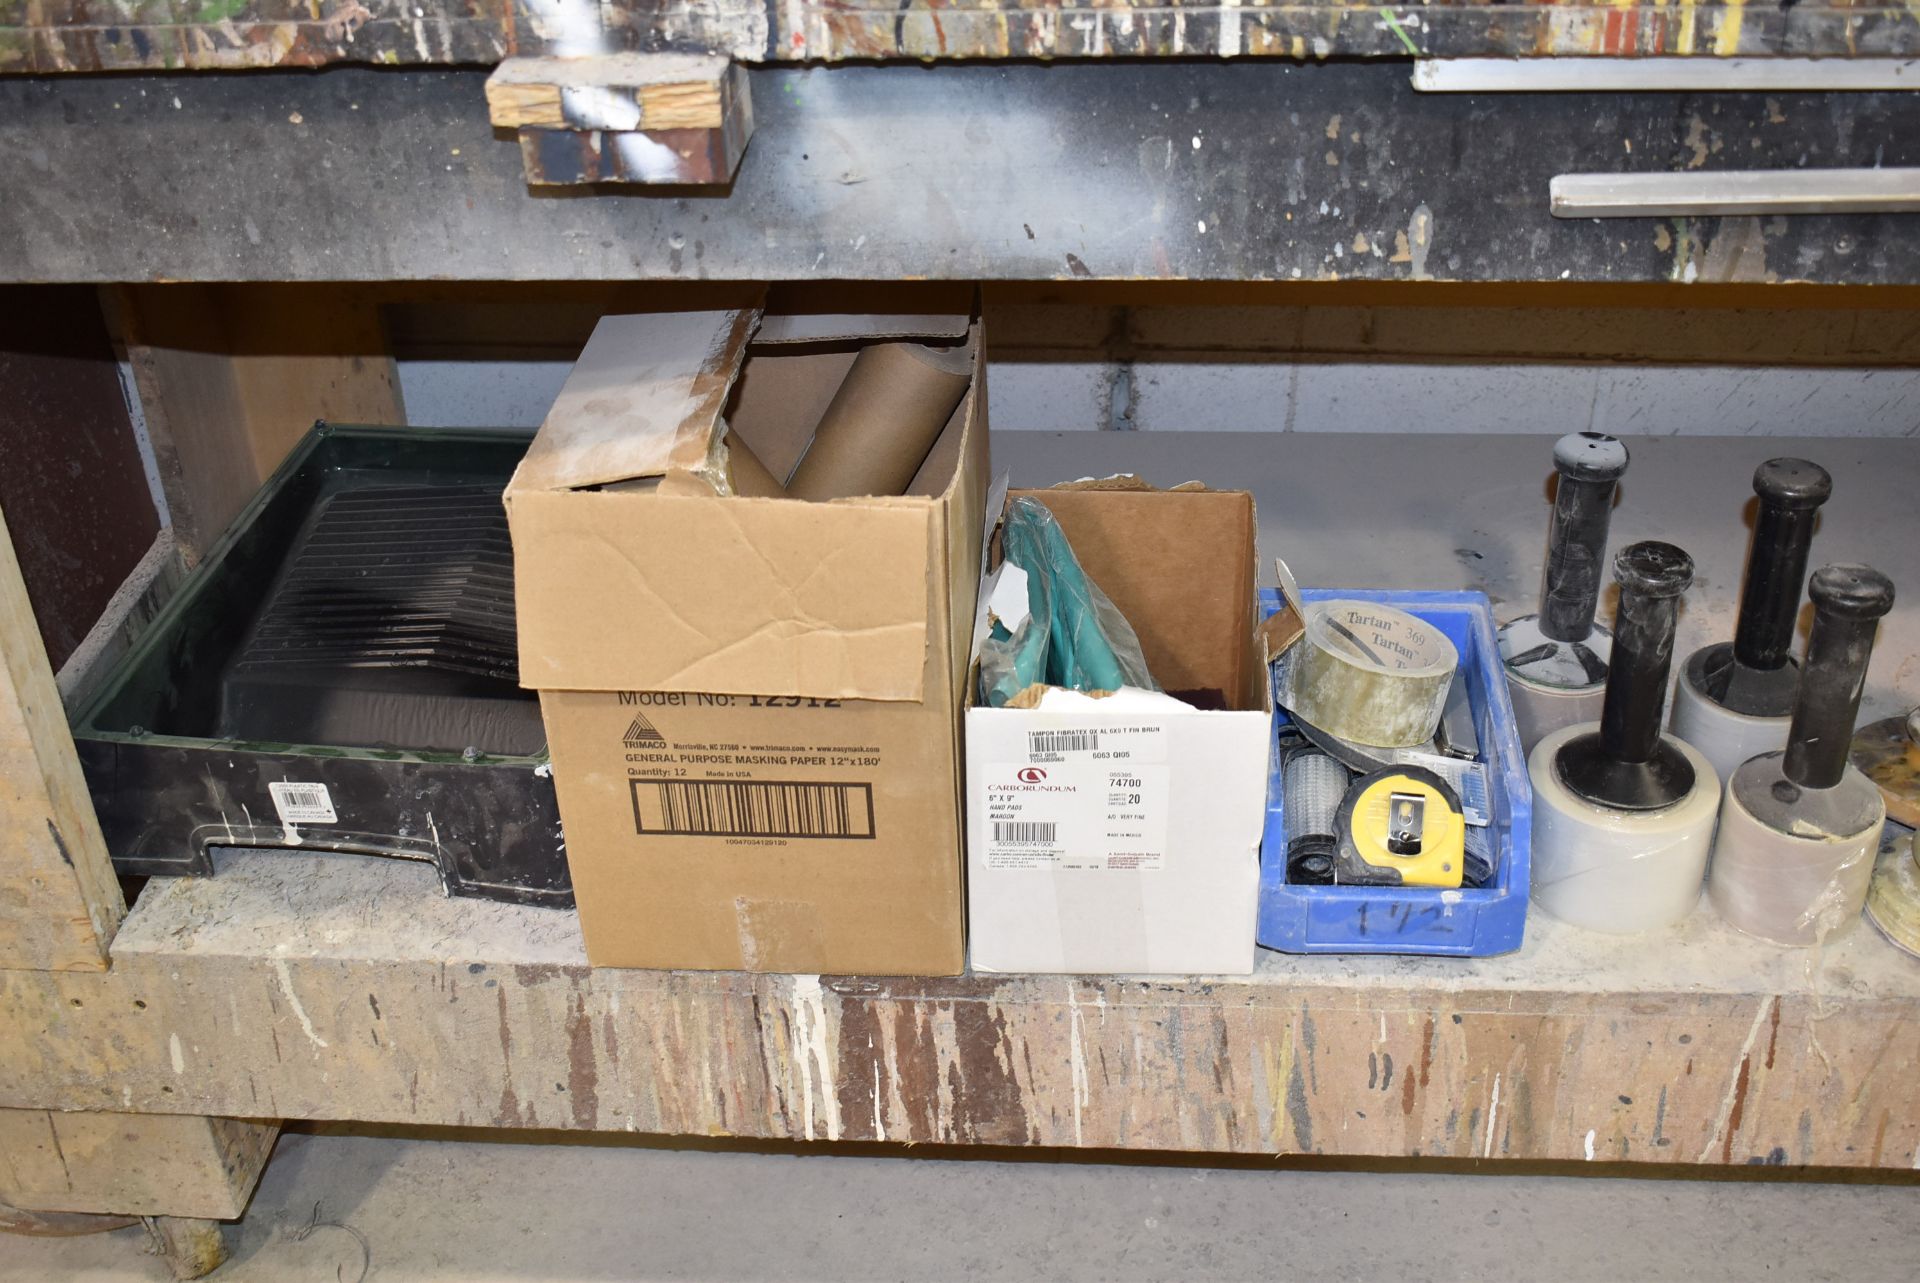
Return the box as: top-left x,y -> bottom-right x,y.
992,821 -> 1058,846
630,780 -> 875,840
1028,729 -> 1098,756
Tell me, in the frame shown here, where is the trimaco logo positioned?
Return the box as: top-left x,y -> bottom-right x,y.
1017,767 -> 1047,784
622,711 -> 668,748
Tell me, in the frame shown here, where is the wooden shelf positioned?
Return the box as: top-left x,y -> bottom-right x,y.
5,830 -> 1914,1165
5,430 -> 1918,1171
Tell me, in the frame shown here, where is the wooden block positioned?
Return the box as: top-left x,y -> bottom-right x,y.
488,57 -> 753,187
486,55 -> 739,132
105,285 -> 404,562
516,124 -> 751,186
0,1110 -> 278,1220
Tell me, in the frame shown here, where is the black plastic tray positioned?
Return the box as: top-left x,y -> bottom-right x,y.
70,423 -> 570,908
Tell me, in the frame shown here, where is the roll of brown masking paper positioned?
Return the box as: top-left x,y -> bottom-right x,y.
724,431 -> 788,498
785,342 -> 972,501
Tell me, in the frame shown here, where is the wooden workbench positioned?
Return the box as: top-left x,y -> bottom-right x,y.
6,9 -> 1920,1260
5,429 -> 1918,1196
8,839 -> 1918,1168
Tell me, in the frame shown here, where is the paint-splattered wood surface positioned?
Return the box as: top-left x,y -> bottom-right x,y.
0,1110 -> 277,1220
3,849 -> 1919,1168
10,63 -> 1920,286
3,0 -> 1918,74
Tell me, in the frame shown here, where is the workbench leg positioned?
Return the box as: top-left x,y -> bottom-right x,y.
145,1216 -> 230,1280
0,502 -> 124,971
0,1109 -> 279,1222
2,502 -> 282,1244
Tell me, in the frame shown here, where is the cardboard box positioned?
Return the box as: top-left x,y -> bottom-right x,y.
505,302 -> 987,973
965,486 -> 1271,975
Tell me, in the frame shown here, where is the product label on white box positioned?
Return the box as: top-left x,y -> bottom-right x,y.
982,722 -> 1170,871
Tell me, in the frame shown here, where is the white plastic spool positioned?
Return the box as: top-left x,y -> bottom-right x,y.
1499,615 -> 1611,755
1507,672 -> 1606,757
1707,760 -> 1882,947
1529,724 -> 1721,934
1667,669 -> 1792,791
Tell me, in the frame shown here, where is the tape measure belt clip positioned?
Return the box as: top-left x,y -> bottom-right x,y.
1387,792 -> 1427,855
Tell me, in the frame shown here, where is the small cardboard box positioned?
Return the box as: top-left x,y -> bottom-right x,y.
505,301 -> 987,974
964,485 -> 1271,975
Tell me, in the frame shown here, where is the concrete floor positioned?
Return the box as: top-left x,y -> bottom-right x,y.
3,1130 -> 1917,1282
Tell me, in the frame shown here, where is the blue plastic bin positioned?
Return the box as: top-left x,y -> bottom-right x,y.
1256,589 -> 1532,956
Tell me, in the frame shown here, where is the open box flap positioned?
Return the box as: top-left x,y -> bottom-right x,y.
512,489 -> 935,700
979,485 -> 1266,713
507,308 -> 758,494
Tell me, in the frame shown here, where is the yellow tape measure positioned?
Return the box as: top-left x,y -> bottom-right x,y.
1335,766 -> 1466,888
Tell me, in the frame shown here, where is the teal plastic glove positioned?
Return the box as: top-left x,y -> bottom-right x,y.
979,498 -> 1157,707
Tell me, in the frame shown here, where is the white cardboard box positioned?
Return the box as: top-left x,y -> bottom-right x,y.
964,486 -> 1271,975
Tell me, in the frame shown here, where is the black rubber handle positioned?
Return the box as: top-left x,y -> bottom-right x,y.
1540,432 -> 1630,643
1599,541 -> 1694,766
1784,564 -> 1895,789
1733,458 -> 1832,672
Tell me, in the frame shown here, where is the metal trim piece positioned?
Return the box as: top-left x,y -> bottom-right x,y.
1416,58 -> 1920,94
1551,169 -> 1920,218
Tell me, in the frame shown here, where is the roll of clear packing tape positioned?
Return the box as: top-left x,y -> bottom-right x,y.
1667,670 -> 1791,791
1865,831 -> 1920,959
1529,724 -> 1721,933
1281,601 -> 1458,749
1707,764 -> 1881,947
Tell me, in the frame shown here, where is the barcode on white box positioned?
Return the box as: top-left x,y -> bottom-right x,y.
268,781 -> 337,825
992,821 -> 1059,846
1028,729 -> 1098,756
630,779 -> 875,839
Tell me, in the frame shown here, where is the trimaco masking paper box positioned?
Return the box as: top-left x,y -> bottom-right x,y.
506,299 -> 986,974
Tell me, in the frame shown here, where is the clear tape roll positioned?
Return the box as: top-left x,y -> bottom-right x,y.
1280,602 -> 1458,749
1707,784 -> 1880,947
1528,725 -> 1721,934
1668,670 -> 1791,791
1865,831 -> 1920,959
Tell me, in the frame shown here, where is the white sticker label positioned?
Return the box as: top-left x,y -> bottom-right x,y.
983,722 -> 1171,871
1024,722 -> 1168,764
269,781 -> 337,825
987,562 -> 1032,634
1398,752 -> 1492,827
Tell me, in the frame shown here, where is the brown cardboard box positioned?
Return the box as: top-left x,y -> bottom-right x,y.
504,302 -> 987,973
